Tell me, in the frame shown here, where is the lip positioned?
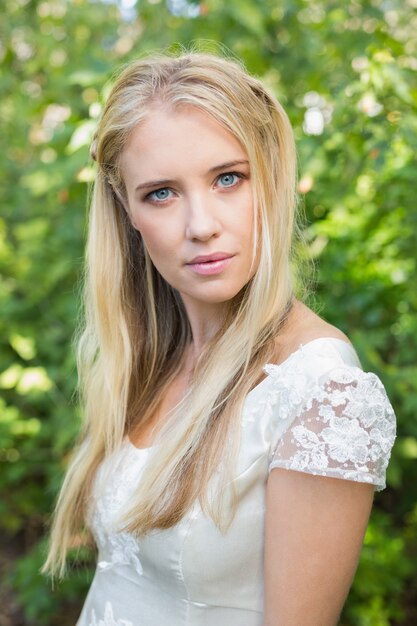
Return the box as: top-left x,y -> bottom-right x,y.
187,252 -> 234,264
186,253 -> 235,276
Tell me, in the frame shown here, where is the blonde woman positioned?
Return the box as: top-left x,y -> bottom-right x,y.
43,52 -> 396,626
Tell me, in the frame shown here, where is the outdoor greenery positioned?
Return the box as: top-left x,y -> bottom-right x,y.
1,0 -> 416,624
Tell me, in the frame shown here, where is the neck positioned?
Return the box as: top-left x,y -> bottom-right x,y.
179,296 -> 228,360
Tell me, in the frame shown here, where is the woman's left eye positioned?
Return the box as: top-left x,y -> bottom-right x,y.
217,172 -> 242,188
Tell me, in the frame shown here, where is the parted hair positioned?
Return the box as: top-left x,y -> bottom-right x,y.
43,50 -> 300,577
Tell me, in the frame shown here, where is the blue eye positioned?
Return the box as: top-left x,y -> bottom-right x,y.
217,172 -> 241,188
148,188 -> 172,202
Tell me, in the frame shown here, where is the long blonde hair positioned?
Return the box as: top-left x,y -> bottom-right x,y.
43,51 -> 300,578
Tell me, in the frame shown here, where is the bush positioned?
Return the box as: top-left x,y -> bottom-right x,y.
1,0 -> 416,623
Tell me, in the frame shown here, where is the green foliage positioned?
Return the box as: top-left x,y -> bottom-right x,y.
7,539 -> 94,625
1,0 -> 416,623
341,510 -> 416,625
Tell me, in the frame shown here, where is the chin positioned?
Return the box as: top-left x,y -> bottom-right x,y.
191,286 -> 246,305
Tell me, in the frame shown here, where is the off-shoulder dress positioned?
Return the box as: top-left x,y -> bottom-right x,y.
76,337 -> 396,626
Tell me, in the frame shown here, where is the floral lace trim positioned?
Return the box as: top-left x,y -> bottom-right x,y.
88,445 -> 146,576
96,530 -> 143,575
89,601 -> 133,626
269,366 -> 396,490
87,345 -> 396,583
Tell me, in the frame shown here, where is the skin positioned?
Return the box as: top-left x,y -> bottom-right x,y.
264,470 -> 374,626
121,104 -> 375,624
121,104 -> 256,358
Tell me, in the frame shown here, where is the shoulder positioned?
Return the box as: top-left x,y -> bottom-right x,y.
267,300 -> 358,377
273,300 -> 351,366
263,302 -> 396,491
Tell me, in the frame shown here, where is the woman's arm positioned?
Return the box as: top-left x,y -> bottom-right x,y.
264,469 -> 374,626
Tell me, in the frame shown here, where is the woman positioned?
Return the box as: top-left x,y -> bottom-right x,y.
43,52 -> 396,626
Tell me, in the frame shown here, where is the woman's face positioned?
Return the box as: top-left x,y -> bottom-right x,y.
121,105 -> 257,311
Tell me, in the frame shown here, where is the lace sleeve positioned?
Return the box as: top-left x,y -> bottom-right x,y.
269,366 -> 396,491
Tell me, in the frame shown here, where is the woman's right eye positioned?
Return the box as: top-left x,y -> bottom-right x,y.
146,188 -> 173,203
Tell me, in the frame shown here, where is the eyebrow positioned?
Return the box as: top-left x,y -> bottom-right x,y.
134,159 -> 250,192
209,159 -> 249,173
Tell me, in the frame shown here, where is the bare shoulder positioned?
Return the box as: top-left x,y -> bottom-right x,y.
273,300 -> 351,366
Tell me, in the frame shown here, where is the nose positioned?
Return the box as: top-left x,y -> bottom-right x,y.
184,193 -> 221,241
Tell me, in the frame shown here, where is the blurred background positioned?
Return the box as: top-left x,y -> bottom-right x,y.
0,0 -> 416,624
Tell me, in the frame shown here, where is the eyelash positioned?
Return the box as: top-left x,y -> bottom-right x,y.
143,171 -> 247,204
216,171 -> 246,188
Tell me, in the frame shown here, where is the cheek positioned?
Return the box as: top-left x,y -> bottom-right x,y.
239,187 -> 255,226
237,198 -> 255,243
134,219 -> 177,271
129,207 -> 145,235
140,231 -> 165,260
130,213 -> 158,250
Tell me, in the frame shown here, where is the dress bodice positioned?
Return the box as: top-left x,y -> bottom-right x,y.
76,338 -> 396,626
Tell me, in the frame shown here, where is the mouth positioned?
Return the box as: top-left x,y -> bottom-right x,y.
185,254 -> 235,276
186,253 -> 234,265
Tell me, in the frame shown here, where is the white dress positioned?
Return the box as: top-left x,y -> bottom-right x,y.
76,337 -> 396,626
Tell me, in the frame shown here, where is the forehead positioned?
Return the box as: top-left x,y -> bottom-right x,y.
120,105 -> 247,183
